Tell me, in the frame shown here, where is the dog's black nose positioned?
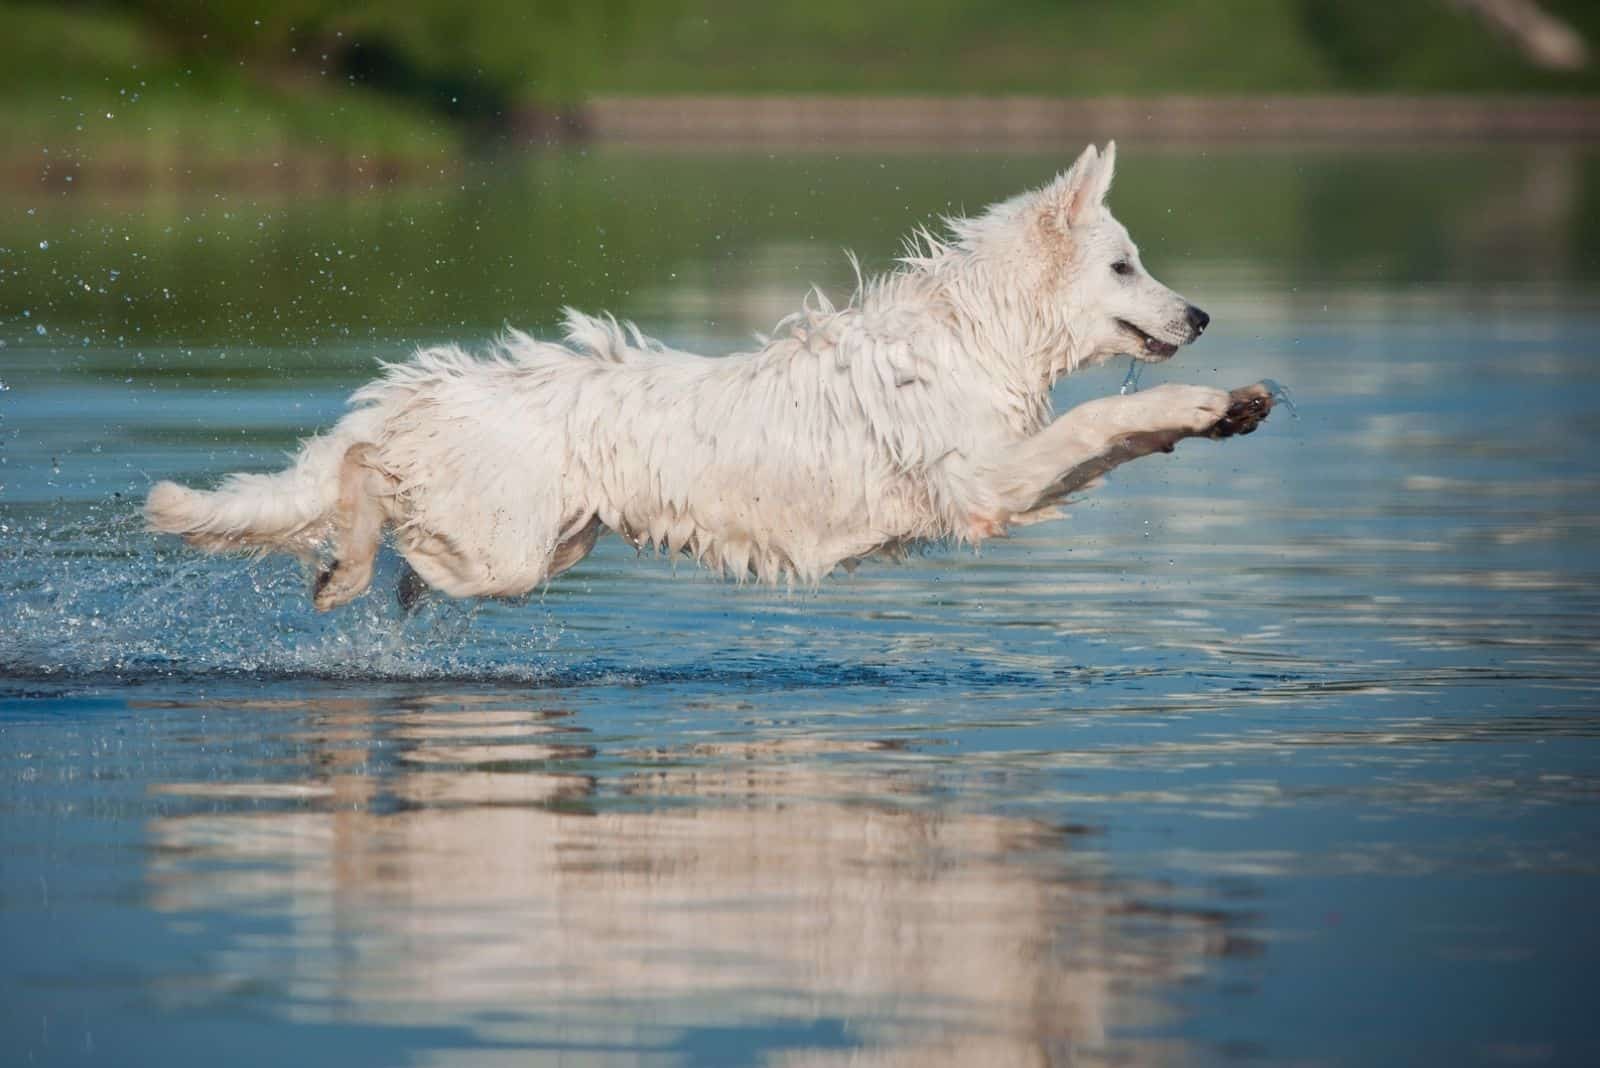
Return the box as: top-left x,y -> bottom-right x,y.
1185,305 -> 1210,336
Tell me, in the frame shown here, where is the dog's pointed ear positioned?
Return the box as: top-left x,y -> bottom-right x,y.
1089,140 -> 1116,205
1048,142 -> 1114,228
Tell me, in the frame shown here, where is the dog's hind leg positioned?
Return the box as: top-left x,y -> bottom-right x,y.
313,444 -> 395,611
981,383 -> 1274,519
391,514 -> 600,603
548,515 -> 602,579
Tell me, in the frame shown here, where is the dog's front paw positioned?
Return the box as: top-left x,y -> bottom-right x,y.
1205,383 -> 1274,439
1124,383 -> 1233,437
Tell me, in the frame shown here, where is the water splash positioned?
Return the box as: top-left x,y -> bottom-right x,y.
0,506 -> 564,684
1259,378 -> 1300,419
1119,358 -> 1145,395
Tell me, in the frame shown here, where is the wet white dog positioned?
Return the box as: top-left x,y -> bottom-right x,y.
147,142 -> 1272,610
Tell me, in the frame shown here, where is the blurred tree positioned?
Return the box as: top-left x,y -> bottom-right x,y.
100,0 -> 638,113
1452,0 -> 1588,70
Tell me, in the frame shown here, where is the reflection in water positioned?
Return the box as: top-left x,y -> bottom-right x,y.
145,696 -> 1227,1065
4,146 -> 1598,362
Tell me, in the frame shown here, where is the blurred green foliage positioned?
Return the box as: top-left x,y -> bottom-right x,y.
0,1 -> 1596,167
93,0 -> 1600,96
108,0 -> 634,110
598,0 -> 1600,95
0,3 -> 458,169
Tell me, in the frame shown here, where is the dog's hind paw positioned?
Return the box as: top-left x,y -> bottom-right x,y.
312,557 -> 374,611
312,561 -> 337,599
1206,384 -> 1274,440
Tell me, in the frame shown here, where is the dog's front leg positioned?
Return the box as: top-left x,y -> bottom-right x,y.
981,383 -> 1272,518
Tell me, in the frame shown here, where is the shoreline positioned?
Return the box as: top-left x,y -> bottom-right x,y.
582,94 -> 1600,147
5,94 -> 1599,192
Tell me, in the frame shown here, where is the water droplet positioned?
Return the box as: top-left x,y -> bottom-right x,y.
38,240 -> 48,250
1258,379 -> 1300,420
1119,358 -> 1144,394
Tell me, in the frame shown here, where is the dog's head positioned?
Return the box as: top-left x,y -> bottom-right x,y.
957,142 -> 1209,378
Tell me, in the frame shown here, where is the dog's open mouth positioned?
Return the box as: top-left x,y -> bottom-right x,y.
1117,319 -> 1179,359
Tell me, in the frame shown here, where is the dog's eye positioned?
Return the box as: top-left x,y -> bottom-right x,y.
1111,260 -> 1133,277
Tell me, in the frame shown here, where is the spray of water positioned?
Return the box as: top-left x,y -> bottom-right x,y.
1119,358 -> 1144,395
0,504 -> 567,684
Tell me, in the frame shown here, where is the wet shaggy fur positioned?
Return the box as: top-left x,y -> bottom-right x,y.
146,142 -> 1273,610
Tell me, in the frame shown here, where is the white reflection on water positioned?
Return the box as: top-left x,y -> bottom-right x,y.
143,697 -> 1229,1065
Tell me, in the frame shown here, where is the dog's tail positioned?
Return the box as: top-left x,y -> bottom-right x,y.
145,413 -> 376,556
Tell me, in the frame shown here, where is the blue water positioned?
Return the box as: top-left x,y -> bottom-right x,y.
3,147 -> 1600,1065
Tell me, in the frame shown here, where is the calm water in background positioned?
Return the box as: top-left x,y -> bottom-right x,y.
2,146 -> 1599,1066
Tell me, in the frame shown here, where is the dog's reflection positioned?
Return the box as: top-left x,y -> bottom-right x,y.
146,696 -> 1232,1065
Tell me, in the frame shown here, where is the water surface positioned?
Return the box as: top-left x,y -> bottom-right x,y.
3,146 -> 1599,1065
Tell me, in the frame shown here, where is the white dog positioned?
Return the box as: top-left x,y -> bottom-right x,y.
146,142 -> 1271,610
